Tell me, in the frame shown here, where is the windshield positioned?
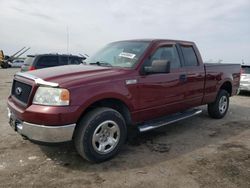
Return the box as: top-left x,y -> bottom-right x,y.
242,66 -> 250,74
85,41 -> 150,68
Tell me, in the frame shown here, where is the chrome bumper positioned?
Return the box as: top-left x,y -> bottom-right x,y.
8,108 -> 76,143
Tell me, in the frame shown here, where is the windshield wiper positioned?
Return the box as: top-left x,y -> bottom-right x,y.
90,61 -> 112,67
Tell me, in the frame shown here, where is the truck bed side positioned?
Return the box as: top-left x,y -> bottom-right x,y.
202,63 -> 241,104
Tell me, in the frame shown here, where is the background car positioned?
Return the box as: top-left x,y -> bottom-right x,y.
21,54 -> 86,72
8,59 -> 25,68
239,65 -> 250,93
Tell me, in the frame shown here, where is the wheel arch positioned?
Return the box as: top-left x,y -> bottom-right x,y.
219,81 -> 232,96
76,96 -> 134,129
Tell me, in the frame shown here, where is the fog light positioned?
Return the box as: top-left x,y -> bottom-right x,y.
16,123 -> 23,130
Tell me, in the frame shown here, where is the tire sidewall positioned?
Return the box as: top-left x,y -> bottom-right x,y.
216,90 -> 229,118
80,109 -> 126,162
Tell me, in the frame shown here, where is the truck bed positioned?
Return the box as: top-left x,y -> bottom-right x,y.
203,63 -> 241,104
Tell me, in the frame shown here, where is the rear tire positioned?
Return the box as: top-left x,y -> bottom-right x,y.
208,89 -> 229,119
74,107 -> 127,162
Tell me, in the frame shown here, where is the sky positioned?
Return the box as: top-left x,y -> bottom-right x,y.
0,0 -> 250,64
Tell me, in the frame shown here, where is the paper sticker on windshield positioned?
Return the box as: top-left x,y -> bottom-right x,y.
119,52 -> 136,59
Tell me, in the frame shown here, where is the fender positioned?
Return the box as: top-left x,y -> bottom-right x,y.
74,91 -> 136,122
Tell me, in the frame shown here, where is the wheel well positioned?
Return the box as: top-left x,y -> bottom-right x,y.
80,99 -> 132,126
220,81 -> 232,96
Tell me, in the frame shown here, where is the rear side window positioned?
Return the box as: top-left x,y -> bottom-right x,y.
59,56 -> 70,65
181,46 -> 198,66
147,46 -> 181,69
36,56 -> 58,68
59,56 -> 82,65
69,57 -> 82,65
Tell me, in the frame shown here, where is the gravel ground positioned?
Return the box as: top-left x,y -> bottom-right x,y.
0,68 -> 250,188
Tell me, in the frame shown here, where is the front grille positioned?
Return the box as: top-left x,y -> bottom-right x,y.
11,80 -> 32,104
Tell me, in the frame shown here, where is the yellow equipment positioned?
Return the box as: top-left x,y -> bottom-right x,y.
0,47 -> 30,68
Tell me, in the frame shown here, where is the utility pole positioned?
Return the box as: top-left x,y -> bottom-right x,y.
66,26 -> 69,55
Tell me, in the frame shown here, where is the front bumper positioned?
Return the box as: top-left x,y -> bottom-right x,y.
8,108 -> 76,143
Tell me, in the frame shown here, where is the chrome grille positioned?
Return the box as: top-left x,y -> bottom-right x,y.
11,80 -> 32,104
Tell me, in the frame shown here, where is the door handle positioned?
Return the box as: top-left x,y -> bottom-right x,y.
179,74 -> 187,82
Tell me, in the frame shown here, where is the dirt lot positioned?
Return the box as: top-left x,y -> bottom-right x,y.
0,68 -> 250,188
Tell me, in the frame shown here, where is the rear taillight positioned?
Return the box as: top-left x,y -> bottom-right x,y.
28,66 -> 36,71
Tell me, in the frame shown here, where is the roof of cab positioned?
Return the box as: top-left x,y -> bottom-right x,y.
116,38 -> 195,44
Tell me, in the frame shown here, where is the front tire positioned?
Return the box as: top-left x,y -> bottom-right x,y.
208,89 -> 229,119
74,107 -> 127,162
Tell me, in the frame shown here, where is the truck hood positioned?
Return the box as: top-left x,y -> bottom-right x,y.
21,65 -> 130,87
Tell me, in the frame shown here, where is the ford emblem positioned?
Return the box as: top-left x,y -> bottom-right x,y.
15,87 -> 22,95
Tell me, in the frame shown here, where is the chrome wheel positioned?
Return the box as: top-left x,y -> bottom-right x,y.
92,120 -> 120,154
219,95 -> 228,114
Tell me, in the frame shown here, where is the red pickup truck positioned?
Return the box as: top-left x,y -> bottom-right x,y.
7,39 -> 240,162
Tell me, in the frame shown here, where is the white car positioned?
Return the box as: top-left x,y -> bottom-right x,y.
9,59 -> 25,68
239,65 -> 250,92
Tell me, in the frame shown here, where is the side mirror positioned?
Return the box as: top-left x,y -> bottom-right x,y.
144,60 -> 170,74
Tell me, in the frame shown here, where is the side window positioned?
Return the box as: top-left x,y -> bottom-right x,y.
59,56 -> 82,65
59,56 -> 70,65
69,57 -> 81,65
181,46 -> 198,66
37,56 -> 58,68
147,46 -> 181,69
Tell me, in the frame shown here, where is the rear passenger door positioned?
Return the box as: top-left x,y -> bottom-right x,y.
178,43 -> 205,107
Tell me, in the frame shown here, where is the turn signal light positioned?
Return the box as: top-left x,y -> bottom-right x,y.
60,89 -> 70,101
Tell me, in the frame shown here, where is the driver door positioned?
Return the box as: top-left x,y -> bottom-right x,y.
136,44 -> 187,122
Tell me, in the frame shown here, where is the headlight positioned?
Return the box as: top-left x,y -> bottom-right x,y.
33,87 -> 70,106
